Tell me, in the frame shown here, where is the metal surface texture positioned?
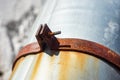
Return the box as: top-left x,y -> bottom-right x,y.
12,38 -> 120,70
11,25 -> 120,80
10,0 -> 120,80
10,51 -> 120,80
30,0 -> 120,54
12,24 -> 120,70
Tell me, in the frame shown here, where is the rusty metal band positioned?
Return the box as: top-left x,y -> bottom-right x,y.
12,38 -> 120,70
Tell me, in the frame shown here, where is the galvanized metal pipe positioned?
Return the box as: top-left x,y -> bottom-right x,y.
10,0 -> 120,80
30,0 -> 120,54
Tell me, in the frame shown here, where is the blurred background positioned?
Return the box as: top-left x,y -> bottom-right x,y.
0,0 -> 46,79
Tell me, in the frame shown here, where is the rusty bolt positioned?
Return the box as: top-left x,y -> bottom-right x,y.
48,31 -> 61,36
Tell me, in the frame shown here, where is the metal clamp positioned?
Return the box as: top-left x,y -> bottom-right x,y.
12,24 -> 120,70
35,24 -> 61,51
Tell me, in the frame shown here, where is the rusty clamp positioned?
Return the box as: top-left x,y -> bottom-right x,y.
35,24 -> 61,51
13,24 -> 120,70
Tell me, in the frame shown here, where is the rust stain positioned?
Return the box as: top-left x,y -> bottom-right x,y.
58,51 -> 88,80
30,51 -> 56,80
9,57 -> 24,80
48,52 -> 56,79
50,51 -> 57,64
75,52 -> 87,71
13,38 -> 120,70
93,57 -> 99,80
30,53 -> 43,80
93,57 -> 99,69
57,51 -> 100,80
58,51 -> 71,80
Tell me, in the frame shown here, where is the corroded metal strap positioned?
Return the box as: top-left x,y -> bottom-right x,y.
13,38 -> 120,70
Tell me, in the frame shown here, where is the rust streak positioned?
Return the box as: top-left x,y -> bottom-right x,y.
76,52 -> 87,71
58,51 -> 70,80
12,38 -> 120,71
30,53 -> 43,80
9,57 -> 24,80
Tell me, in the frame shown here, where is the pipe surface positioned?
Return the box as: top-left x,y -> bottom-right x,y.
10,0 -> 120,80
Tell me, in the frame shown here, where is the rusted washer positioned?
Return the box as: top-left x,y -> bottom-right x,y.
12,38 -> 120,70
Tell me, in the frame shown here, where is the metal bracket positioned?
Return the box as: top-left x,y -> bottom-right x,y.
35,24 -> 61,51
13,27 -> 120,70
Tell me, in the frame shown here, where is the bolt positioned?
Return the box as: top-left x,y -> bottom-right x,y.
49,31 -> 61,36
